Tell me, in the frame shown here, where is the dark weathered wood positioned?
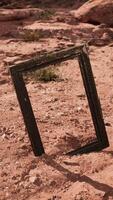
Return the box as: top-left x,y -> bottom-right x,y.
11,71 -> 45,156
80,47 -> 109,147
67,46 -> 109,156
10,45 -> 83,73
10,44 -> 109,157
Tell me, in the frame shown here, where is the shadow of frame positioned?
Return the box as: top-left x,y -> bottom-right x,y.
42,154 -> 113,199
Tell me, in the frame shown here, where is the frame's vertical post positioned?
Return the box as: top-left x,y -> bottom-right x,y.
10,69 -> 45,156
78,47 -> 109,148
67,47 -> 109,156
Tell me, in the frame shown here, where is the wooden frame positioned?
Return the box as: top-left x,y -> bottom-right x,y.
9,44 -> 109,156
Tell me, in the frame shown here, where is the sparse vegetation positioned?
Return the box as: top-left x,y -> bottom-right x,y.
22,29 -> 44,42
34,68 -> 59,82
38,9 -> 55,20
24,66 -> 60,83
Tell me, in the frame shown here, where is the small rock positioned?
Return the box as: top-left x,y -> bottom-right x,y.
1,171 -> 7,177
53,97 -> 59,102
56,17 -> 65,23
20,144 -> 28,150
77,107 -> 83,112
29,168 -> 42,185
77,94 -> 86,99
1,133 -> 8,140
9,107 -> 14,111
29,175 -> 41,185
101,32 -> 111,41
29,175 -> 37,183
62,36 -> 70,41
44,114 -> 51,120
67,43 -> 75,47
105,122 -> 111,127
98,23 -> 107,28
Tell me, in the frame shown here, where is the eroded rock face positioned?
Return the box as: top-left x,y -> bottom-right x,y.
70,0 -> 113,26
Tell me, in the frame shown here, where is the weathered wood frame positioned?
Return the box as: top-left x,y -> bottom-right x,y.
9,45 -> 109,156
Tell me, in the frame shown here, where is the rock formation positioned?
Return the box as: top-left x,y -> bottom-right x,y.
71,0 -> 113,26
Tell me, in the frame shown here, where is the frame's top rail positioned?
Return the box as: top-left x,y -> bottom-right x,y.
9,44 -> 85,74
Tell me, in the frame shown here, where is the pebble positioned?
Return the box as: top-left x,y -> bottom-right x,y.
9,107 -> 14,111
105,122 -> 111,127
29,175 -> 37,183
77,107 -> 83,112
1,133 -> 8,140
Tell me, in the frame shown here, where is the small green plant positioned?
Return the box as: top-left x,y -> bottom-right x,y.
33,68 -> 59,82
22,29 -> 44,42
39,9 -> 54,20
24,67 -> 60,83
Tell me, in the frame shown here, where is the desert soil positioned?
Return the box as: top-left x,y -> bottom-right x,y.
1,1 -> 113,200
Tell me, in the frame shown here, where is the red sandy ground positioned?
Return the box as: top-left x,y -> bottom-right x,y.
0,3 -> 113,200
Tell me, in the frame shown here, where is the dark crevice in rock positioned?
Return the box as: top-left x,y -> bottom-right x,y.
86,20 -> 101,26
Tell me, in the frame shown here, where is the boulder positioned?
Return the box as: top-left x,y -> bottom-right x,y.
0,8 -> 43,21
70,0 -> 113,26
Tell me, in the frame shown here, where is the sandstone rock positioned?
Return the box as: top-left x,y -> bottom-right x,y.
0,8 -> 43,21
70,0 -> 113,26
93,27 -> 113,40
3,56 -> 20,65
